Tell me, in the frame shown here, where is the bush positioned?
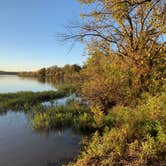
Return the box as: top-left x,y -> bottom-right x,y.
71,92 -> 166,165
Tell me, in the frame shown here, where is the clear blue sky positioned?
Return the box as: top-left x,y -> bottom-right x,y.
0,0 -> 87,71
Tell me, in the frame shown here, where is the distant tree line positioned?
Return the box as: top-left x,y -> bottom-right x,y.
0,71 -> 18,75
19,64 -> 83,84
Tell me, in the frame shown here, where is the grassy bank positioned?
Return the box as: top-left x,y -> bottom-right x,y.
0,84 -> 76,112
29,90 -> 166,165
69,92 -> 166,165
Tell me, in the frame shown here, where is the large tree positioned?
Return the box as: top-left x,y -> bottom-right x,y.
59,0 -> 166,113
63,0 -> 165,59
63,0 -> 165,87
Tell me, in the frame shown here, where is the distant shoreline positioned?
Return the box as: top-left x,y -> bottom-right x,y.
0,71 -> 18,75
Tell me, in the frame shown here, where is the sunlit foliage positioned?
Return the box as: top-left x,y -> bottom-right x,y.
70,92 -> 166,165
19,64 -> 82,84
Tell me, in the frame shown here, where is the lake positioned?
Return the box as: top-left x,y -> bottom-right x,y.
0,75 -> 55,93
0,75 -> 81,166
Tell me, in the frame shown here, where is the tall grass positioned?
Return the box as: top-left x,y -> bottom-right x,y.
32,99 -> 95,134
0,84 -> 76,112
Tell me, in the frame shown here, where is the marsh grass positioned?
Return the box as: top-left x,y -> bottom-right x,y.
0,84 -> 76,112
32,99 -> 95,134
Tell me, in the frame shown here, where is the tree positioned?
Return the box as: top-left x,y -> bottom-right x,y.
38,68 -> 46,77
61,0 -> 166,95
62,0 -> 165,60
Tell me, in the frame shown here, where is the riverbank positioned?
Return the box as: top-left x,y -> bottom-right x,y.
69,91 -> 166,165
0,84 -> 165,165
0,84 -> 76,112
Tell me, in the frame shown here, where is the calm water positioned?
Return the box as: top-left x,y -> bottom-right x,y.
0,112 -> 81,166
0,75 -> 81,166
0,75 -> 55,93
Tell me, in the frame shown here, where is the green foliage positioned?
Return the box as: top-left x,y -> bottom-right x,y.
32,100 -> 95,133
57,84 -> 77,94
81,52 -> 134,113
71,92 -> 166,165
81,40 -> 165,117
0,85 -> 76,112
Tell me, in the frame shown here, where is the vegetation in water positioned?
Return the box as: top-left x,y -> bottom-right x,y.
32,99 -> 95,134
0,84 -> 76,112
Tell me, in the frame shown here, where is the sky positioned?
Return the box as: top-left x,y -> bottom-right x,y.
0,0 -> 87,71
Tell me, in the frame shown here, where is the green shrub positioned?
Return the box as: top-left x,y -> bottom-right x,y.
71,92 -> 166,165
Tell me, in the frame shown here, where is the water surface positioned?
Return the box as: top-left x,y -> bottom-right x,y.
0,75 -> 81,165
0,75 -> 55,93
0,111 -> 81,166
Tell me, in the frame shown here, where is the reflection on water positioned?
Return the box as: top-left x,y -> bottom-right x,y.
0,75 -> 82,165
0,111 -> 81,166
0,75 -> 55,93
42,94 -> 81,107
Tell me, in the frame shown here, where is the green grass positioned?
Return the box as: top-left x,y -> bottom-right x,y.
32,99 -> 95,134
0,84 -> 76,112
